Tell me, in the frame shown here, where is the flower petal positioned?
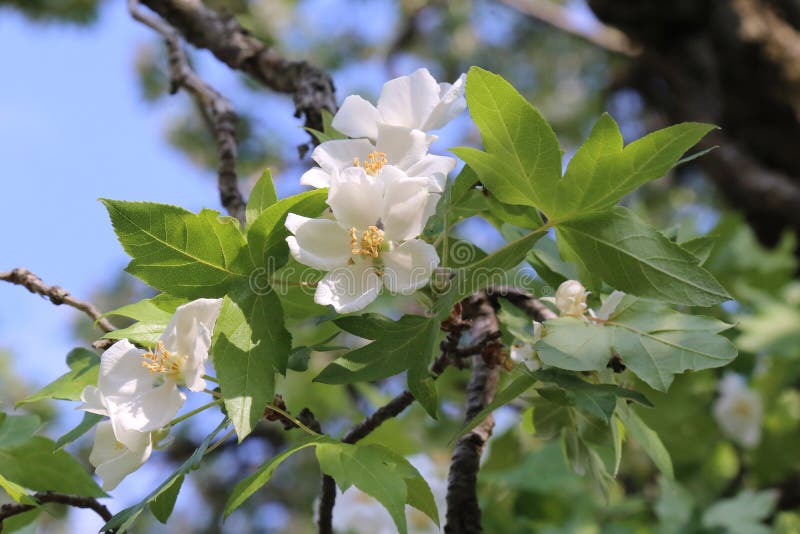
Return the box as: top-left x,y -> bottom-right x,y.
331,95 -> 381,140
376,68 -> 441,130
379,166 -> 432,241
111,382 -> 186,433
327,167 -> 385,231
312,138 -> 376,175
315,261 -> 382,313
286,213 -> 353,270
98,340 -> 153,397
422,74 -> 467,130
300,167 -> 333,189
381,240 -> 439,294
90,421 -> 152,491
406,155 -> 456,184
160,298 -> 222,391
79,385 -> 109,417
374,124 -> 432,171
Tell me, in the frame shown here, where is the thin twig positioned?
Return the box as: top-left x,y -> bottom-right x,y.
500,0 -> 638,56
0,268 -> 117,333
128,0 -> 246,225
139,0 -> 336,155
0,492 -> 114,532
445,292 -> 502,534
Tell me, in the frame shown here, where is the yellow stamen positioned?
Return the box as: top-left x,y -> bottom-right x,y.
141,341 -> 184,376
348,225 -> 385,258
360,151 -> 388,175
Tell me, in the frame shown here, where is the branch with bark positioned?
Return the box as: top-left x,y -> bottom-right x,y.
138,0 -> 336,150
0,268 -> 117,333
0,492 -> 114,532
128,0 -> 246,225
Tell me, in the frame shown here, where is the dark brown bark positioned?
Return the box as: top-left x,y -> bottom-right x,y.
0,492 -> 114,532
588,0 -> 800,247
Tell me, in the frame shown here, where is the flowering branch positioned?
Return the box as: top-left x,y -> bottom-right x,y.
0,268 -> 117,333
445,292 -> 502,534
0,492 -> 114,532
138,0 -> 337,152
127,0 -> 246,225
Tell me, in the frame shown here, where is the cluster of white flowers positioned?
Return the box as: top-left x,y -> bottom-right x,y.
329,453 -> 448,534
287,68 -> 466,313
80,298 -> 223,490
712,373 -> 763,448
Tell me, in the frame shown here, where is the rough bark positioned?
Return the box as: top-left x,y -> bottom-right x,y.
588,0 -> 800,247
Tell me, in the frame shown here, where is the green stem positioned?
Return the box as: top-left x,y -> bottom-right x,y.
202,374 -> 218,383
204,427 -> 236,456
266,403 -> 321,437
168,398 -> 223,427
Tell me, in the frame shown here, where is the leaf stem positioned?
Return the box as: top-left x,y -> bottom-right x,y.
266,403 -> 321,437
202,374 -> 218,383
204,427 -> 236,456
168,398 -> 223,427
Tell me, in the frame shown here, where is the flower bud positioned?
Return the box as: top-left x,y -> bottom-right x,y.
553,280 -> 589,317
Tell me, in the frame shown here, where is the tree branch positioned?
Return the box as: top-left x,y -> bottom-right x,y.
139,0 -> 337,151
500,0 -> 638,56
0,268 -> 117,333
487,286 -> 558,321
445,292 -> 502,534
0,492 -> 114,532
128,0 -> 246,225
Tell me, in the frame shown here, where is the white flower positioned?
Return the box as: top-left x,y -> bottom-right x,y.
89,420 -> 153,491
713,373 -> 763,448
287,167 -> 439,313
510,321 -> 544,371
544,280 -> 589,317
332,68 -> 466,140
80,298 -> 222,434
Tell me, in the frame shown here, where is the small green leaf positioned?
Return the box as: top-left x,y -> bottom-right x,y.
102,200 -> 252,298
0,415 -> 41,448
16,349 -> 99,406
304,109 -> 347,143
702,490 -> 778,534
453,67 -> 561,209
246,169 -> 278,228
212,291 -> 291,441
101,294 -> 186,323
557,207 -> 731,306
103,419 -> 229,533
247,189 -> 328,270
678,235 -> 715,264
54,412 -> 104,451
616,403 -> 673,479
0,437 -> 105,497
316,442 -> 438,534
150,474 -> 184,524
224,436 -> 323,518
0,473 -> 35,504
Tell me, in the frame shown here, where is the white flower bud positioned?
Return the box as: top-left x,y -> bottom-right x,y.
712,373 -> 763,448
510,342 -> 541,372
553,280 -> 589,317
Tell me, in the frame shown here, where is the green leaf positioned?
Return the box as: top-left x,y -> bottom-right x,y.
224,436 -> 323,518
316,315 -> 441,416
246,169 -> 278,228
0,415 -> 41,448
247,189 -> 328,271
0,436 -> 105,497
102,322 -> 167,347
304,109 -> 347,143
16,348 -> 99,406
212,291 -> 291,440
102,200 -> 252,298
453,67 -> 561,209
552,115 -> 714,219
54,412 -> 104,451
0,473 -> 35,504
149,474 -> 184,524
536,297 -> 737,391
616,403 -> 673,479
316,442 -> 439,534
101,294 -> 186,323
455,371 -> 537,441
453,228 -> 545,302
678,235 -> 715,264
557,207 -> 731,306
103,419 -> 229,533
702,490 -> 778,534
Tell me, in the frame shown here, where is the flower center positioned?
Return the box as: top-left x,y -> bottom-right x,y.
732,399 -> 754,418
349,225 -> 385,258
142,341 -> 186,377
353,151 -> 388,176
